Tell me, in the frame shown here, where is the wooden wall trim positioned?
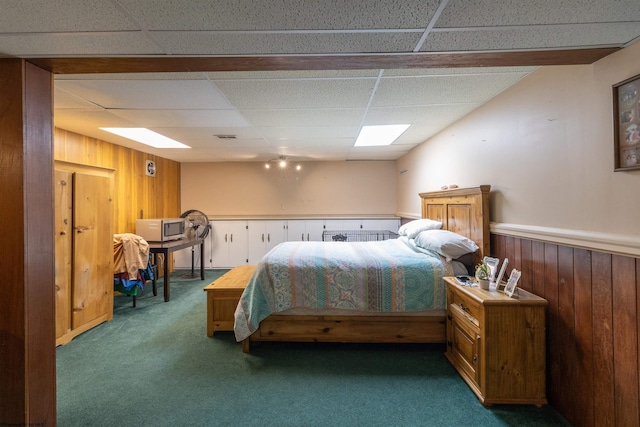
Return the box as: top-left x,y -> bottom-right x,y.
491,222 -> 640,258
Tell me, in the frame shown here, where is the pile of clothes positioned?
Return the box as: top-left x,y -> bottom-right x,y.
113,233 -> 155,298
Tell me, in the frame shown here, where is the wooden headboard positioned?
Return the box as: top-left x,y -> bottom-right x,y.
419,185 -> 491,262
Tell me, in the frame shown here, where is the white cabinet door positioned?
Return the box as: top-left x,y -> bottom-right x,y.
265,220 -> 287,252
324,219 -> 362,231
286,220 -> 307,242
286,219 -> 325,241
361,218 -> 400,232
210,220 -> 248,268
306,220 -> 325,241
247,220 -> 287,264
380,218 -> 400,232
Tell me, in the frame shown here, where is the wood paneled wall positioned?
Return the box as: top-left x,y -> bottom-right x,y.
492,234 -> 639,427
54,128 -> 181,233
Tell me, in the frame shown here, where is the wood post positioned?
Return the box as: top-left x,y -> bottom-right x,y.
0,59 -> 56,426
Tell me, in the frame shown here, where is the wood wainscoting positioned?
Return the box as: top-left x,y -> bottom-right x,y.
491,234 -> 639,427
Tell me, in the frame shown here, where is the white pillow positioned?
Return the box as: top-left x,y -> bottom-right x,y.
398,219 -> 442,239
413,229 -> 479,260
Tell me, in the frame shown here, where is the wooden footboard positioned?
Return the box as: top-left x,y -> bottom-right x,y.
242,313 -> 446,353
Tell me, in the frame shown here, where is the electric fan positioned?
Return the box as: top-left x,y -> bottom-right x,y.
179,209 -> 211,278
181,209 -> 211,240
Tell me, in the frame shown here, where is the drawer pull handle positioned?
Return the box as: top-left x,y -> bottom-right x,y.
473,354 -> 478,364
459,303 -> 470,313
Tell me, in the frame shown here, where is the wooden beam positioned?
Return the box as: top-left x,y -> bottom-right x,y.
0,59 -> 56,426
28,47 -> 619,74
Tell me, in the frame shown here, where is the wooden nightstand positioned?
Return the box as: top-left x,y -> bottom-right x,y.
443,276 -> 548,406
204,265 -> 255,336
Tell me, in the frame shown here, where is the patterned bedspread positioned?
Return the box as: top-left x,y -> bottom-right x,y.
234,237 -> 453,341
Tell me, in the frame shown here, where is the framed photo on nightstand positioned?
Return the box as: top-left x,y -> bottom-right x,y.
503,269 -> 521,297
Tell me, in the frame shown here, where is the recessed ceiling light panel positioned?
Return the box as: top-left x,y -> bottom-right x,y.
100,128 -> 191,149
354,124 -> 410,147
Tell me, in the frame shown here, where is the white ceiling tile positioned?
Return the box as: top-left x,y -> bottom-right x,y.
197,149 -> 268,161
154,152 -> 222,162
152,128 -> 267,149
108,109 -> 251,128
347,151 -> 409,161
0,0 -> 138,32
373,73 -> 530,106
155,126 -> 265,141
54,109 -> 135,130
277,147 -> 351,161
438,0 -> 640,27
274,138 -> 356,149
56,72 -> 208,81
119,0 -> 441,30
152,31 -> 420,55
241,108 -> 364,128
216,78 -> 376,109
364,104 -> 482,125
207,70 -> 380,80
56,80 -> 234,109
54,87 -> 101,109
425,23 -> 640,51
382,67 -> 538,77
258,125 -> 359,140
0,32 -> 163,56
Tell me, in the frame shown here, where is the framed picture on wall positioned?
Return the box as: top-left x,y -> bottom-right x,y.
613,74 -> 640,171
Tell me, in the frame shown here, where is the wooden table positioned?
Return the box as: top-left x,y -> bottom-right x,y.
148,238 -> 205,302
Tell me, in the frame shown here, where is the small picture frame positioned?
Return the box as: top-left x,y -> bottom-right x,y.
482,256 -> 499,282
613,74 -> 640,171
503,268 -> 521,297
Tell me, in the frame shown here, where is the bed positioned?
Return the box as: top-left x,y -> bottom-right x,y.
235,185 -> 490,352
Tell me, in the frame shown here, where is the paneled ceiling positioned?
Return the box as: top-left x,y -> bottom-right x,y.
2,0 -> 639,162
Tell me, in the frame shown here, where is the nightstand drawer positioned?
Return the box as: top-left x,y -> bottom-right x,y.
450,289 -> 480,326
450,306 -> 481,386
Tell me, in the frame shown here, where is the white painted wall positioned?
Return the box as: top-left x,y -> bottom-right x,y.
397,40 -> 640,239
181,160 -> 397,217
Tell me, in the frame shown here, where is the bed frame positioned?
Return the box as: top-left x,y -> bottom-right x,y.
242,185 -> 491,353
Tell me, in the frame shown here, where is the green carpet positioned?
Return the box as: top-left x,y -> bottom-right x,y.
56,270 -> 570,427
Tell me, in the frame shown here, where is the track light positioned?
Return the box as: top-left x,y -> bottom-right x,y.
264,156 -> 301,171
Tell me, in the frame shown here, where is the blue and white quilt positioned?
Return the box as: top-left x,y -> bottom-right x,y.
234,237 -> 452,341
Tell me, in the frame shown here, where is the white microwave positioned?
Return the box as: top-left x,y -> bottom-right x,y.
136,218 -> 186,242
